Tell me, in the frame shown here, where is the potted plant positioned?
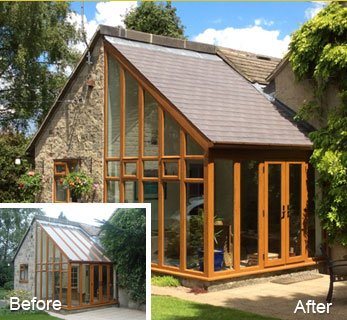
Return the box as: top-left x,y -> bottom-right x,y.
62,171 -> 93,202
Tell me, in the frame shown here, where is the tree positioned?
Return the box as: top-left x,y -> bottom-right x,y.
100,208 -> 146,304
123,2 -> 185,39
0,131 -> 30,203
0,2 -> 81,131
289,2 -> 347,245
58,212 -> 68,220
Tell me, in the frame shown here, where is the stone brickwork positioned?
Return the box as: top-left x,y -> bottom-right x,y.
35,39 -> 105,202
14,221 -> 36,296
273,62 -> 340,129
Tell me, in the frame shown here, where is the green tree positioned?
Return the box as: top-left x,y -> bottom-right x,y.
123,1 -> 185,39
0,1 -> 81,131
0,131 -> 30,203
289,2 -> 347,245
100,208 -> 146,304
58,212 -> 68,220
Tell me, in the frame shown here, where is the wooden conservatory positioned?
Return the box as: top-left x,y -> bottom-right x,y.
29,217 -> 115,310
102,31 -> 318,282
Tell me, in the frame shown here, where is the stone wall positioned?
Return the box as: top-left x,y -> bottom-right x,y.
34,39 -> 105,203
273,61 -> 340,129
14,221 -> 36,296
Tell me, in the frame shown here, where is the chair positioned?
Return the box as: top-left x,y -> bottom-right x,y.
321,244 -> 347,302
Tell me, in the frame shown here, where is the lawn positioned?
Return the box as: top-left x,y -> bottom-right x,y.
0,310 -> 61,320
152,296 -> 279,320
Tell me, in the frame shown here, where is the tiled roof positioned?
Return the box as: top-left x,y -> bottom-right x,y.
106,36 -> 312,147
217,48 -> 281,85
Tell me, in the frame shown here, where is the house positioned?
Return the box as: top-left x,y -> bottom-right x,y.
13,215 -> 116,310
27,25 -> 320,282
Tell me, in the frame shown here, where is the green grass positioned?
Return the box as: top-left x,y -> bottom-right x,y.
0,310 -> 61,320
151,275 -> 180,287
152,296 -> 280,320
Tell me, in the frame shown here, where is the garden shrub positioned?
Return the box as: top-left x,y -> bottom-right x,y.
3,281 -> 14,291
100,208 -> 146,304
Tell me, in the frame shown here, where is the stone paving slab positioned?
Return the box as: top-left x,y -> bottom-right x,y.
152,274 -> 347,320
48,307 -> 146,320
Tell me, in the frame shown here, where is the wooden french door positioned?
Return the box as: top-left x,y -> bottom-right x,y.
264,162 -> 307,267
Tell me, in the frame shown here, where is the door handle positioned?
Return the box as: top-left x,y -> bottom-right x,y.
281,205 -> 286,219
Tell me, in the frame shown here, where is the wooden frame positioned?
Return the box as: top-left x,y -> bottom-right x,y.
103,44 -> 315,281
34,223 -> 116,310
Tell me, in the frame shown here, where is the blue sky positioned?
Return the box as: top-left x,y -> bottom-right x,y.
69,1 -> 326,57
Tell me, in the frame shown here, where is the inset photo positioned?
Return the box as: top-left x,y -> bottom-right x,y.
0,204 -> 149,320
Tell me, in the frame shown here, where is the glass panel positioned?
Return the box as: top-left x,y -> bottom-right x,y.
145,182 -> 158,264
36,226 -> 41,263
107,161 -> 120,177
102,265 -> 108,301
55,179 -> 67,202
55,164 -> 66,174
106,181 -> 120,203
125,162 -> 137,176
186,134 -> 203,155
68,161 -> 79,172
144,161 -> 158,177
54,246 -> 61,263
186,160 -> 203,178
307,165 -> 316,256
164,113 -> 180,155
93,266 -> 100,303
124,181 -> 137,203
82,265 -> 90,304
42,231 -> 47,263
163,161 -> 178,176
62,263 -> 68,270
61,272 -> 68,306
164,182 -> 180,267
54,272 -> 60,300
48,238 -> 54,263
214,159 -> 234,270
144,91 -> 158,156
47,271 -> 53,299
241,161 -> 260,267
107,55 -> 121,157
125,71 -> 139,156
36,272 -> 41,298
186,183 -> 204,271
71,264 -> 80,307
268,164 -> 282,260
42,272 -> 47,299
289,164 -> 302,257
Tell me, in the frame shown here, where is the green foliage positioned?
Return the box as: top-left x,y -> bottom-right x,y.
151,275 -> 180,287
123,2 -> 185,39
289,2 -> 347,245
4,289 -> 32,304
100,208 -> 146,304
0,132 -> 31,203
0,2 -> 81,130
0,208 -> 45,263
0,262 -> 12,288
152,296 -> 280,320
62,171 -> 93,198
3,281 -> 13,291
18,171 -> 42,202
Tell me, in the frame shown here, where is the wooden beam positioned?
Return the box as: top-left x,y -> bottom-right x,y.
179,129 -> 186,271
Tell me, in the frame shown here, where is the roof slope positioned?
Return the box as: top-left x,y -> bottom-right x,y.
106,36 -> 312,147
218,48 -> 281,85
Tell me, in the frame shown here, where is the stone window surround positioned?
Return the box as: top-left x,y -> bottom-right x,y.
19,264 -> 29,283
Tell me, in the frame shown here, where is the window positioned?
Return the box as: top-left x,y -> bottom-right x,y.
71,266 -> 78,289
54,160 -> 79,202
20,264 -> 28,282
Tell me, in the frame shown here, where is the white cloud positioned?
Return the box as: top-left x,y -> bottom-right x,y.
305,2 -> 326,20
254,18 -> 274,27
193,25 -> 290,58
68,1 -> 137,53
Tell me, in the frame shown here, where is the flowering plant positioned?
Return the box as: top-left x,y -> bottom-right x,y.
62,171 -> 93,198
18,171 -> 42,202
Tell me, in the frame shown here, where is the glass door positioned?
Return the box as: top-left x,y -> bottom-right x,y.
264,162 -> 307,267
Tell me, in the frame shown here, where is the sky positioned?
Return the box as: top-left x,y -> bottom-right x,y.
69,1 -> 326,58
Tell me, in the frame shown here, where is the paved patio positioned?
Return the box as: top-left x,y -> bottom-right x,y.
48,306 -> 145,320
152,274 -> 347,320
